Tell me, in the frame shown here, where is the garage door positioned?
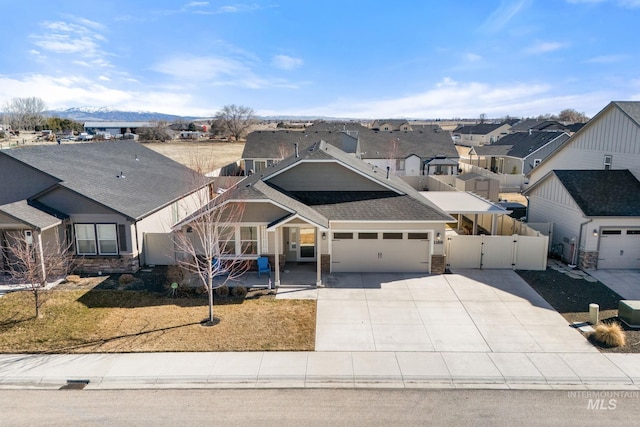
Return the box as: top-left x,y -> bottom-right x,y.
331,231 -> 430,273
598,229 -> 640,269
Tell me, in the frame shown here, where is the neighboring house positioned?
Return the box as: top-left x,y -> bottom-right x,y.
179,140 -> 455,284
242,124 -> 459,179
524,101 -> 640,270
452,123 -> 511,145
509,119 -> 569,133
0,140 -> 207,274
83,121 -> 157,138
370,119 -> 413,131
464,131 -> 570,176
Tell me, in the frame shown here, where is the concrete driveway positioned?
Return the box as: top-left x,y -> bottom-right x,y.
312,269 -> 596,353
587,270 -> 640,300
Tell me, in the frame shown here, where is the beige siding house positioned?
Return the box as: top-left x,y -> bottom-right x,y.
179,140 -> 454,286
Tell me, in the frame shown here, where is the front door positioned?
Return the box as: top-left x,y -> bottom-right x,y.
298,227 -> 316,261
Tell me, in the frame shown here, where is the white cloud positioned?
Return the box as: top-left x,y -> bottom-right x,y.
465,53 -> 483,62
272,55 -> 303,70
266,78 -> 613,119
584,54 -> 628,63
185,1 -> 209,7
526,41 -> 567,54
566,0 -> 640,7
480,0 -> 530,32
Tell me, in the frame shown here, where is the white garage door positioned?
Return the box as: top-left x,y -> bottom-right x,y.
598,229 -> 640,269
331,231 -> 431,273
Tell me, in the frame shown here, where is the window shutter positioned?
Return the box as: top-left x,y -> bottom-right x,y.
118,224 -> 128,252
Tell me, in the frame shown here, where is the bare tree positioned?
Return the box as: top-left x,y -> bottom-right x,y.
3,97 -> 47,131
479,113 -> 487,124
172,156 -> 251,325
5,230 -> 73,318
214,104 -> 255,141
558,108 -> 589,123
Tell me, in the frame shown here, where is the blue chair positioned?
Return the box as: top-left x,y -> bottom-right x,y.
257,256 -> 271,278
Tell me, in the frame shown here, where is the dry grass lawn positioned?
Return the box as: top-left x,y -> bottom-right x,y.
0,289 -> 316,353
144,141 -> 245,170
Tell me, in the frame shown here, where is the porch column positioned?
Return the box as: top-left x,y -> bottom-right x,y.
36,230 -> 46,282
491,215 -> 498,235
316,228 -> 322,287
473,214 -> 479,235
274,227 -> 281,287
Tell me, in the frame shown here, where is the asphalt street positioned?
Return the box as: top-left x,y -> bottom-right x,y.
1,389 -> 639,426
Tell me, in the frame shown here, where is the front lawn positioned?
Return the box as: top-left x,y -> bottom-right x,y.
0,288 -> 316,353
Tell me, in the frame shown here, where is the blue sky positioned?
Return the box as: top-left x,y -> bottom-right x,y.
0,0 -> 639,119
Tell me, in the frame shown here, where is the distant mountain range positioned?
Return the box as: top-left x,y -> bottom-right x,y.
45,107 -> 207,122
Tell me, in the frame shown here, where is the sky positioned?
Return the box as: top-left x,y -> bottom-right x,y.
0,0 -> 639,119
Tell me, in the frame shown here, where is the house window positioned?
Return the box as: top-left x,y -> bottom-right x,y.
240,226 -> 258,255
75,224 -> 118,255
408,232 -> 429,240
533,159 -> 542,167
333,232 -> 353,239
96,224 -> 118,255
383,233 -> 403,239
396,159 -> 405,171
218,226 -> 258,255
254,161 -> 267,172
603,155 -> 612,170
358,232 -> 378,239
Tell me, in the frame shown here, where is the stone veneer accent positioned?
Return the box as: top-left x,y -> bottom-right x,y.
431,254 -> 446,274
321,254 -> 331,273
76,254 -> 140,274
578,249 -> 599,270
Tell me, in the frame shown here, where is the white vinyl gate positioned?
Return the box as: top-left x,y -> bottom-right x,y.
446,234 -> 548,270
143,233 -> 177,266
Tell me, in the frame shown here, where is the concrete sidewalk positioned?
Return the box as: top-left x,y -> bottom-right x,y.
1,351 -> 640,390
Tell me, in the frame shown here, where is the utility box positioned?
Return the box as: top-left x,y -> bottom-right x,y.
618,300 -> 640,328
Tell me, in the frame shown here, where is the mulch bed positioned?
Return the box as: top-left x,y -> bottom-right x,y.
517,268 -> 640,353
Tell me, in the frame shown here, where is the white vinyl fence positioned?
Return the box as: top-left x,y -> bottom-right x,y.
446,233 -> 549,270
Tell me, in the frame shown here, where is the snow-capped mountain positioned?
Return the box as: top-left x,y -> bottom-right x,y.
45,107 -> 205,122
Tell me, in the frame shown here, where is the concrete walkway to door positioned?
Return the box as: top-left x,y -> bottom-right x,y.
310,270 -> 596,353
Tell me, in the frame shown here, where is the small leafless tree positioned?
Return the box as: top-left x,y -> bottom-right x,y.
558,108 -> 589,123
5,230 -> 73,318
214,104 -> 255,141
172,156 -> 251,325
2,97 -> 47,131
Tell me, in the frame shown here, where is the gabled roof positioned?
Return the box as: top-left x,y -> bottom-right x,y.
453,123 -> 508,135
527,170 -> 640,216
230,140 -> 454,223
359,128 -> 458,160
370,119 -> 411,130
243,127 -> 458,161
2,140 -> 204,220
0,200 -> 63,230
474,131 -> 569,158
510,119 -> 567,133
526,101 -> 640,177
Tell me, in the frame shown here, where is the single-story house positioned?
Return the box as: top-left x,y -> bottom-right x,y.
178,139 -> 455,285
0,140 -> 208,274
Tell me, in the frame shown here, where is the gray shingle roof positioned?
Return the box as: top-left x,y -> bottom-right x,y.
243,127 -> 457,161
229,140 -> 453,223
0,200 -> 62,230
613,101 -> 640,127
3,140 -> 204,220
475,131 -> 569,159
453,123 -> 506,135
554,169 -> 640,216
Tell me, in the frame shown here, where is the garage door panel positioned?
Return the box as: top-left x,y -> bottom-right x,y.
332,232 -> 430,273
598,229 -> 640,269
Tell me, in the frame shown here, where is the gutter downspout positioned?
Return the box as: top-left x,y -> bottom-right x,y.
575,218 -> 593,269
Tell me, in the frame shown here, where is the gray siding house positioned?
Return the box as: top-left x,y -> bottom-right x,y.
0,140 -> 207,274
